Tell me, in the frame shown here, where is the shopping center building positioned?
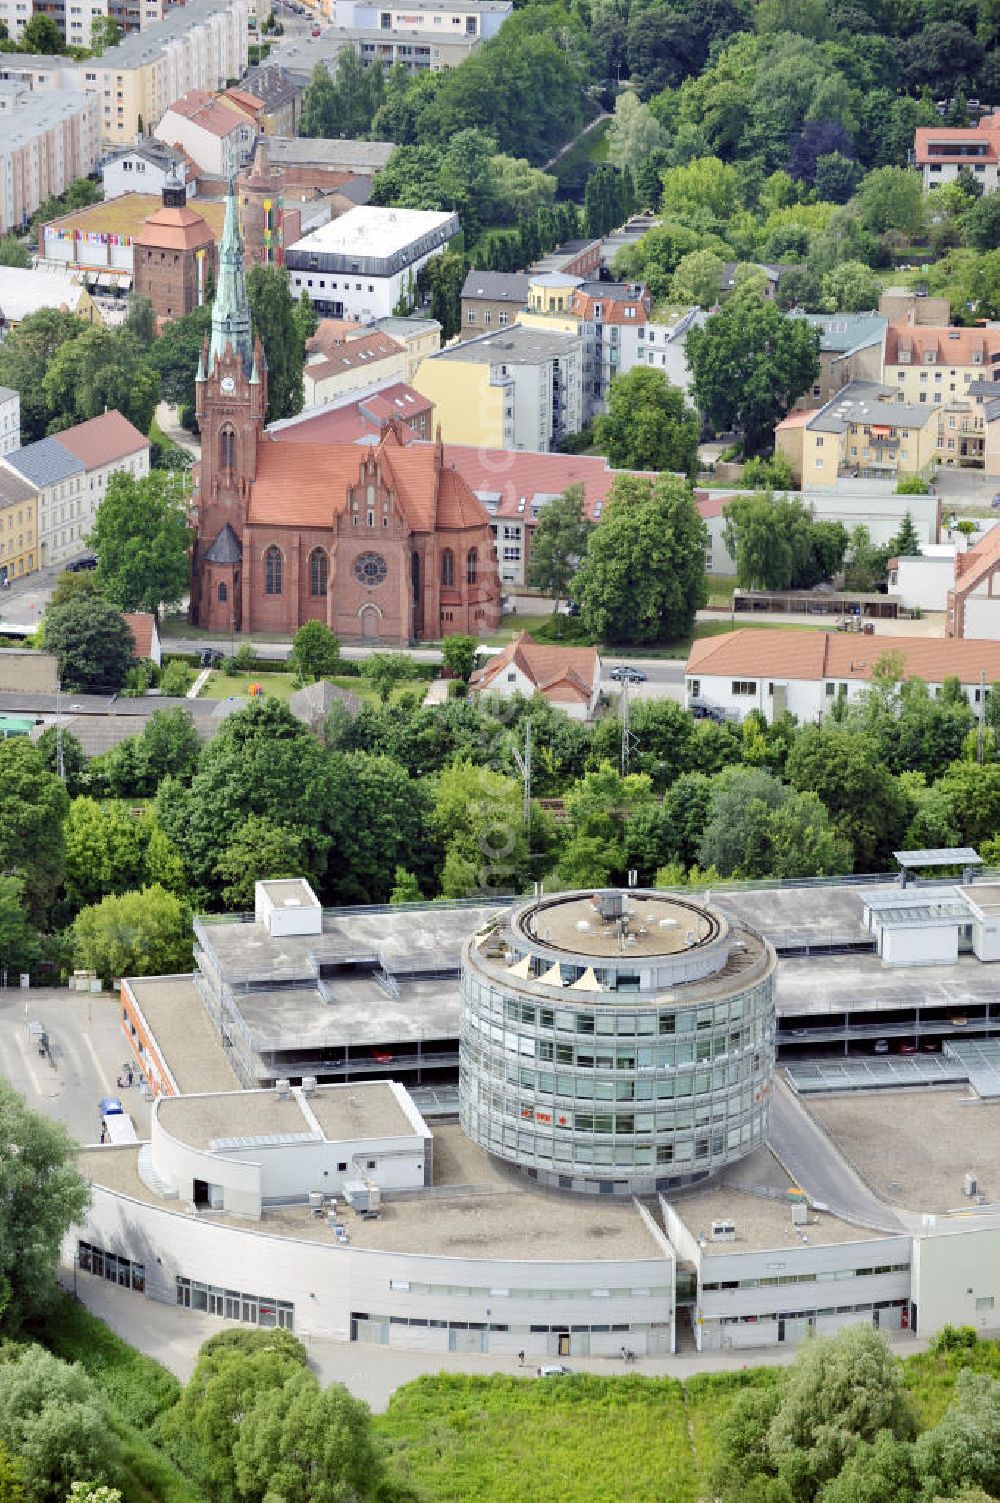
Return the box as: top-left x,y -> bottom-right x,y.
67,875 -> 1000,1358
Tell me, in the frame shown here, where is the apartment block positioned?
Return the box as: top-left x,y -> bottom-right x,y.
155,88 -> 257,179
0,463 -> 36,583
883,322 -> 1000,405
0,89 -> 99,234
414,324 -> 583,451
777,382 -> 943,488
3,409 -> 149,566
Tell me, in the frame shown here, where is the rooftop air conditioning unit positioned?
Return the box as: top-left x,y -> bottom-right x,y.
302,1075 -> 317,1096
710,1219 -> 736,1243
275,1078 -> 291,1100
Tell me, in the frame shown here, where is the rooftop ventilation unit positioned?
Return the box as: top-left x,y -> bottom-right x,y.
275,1078 -> 291,1100
302,1075 -> 317,1096
710,1219 -> 736,1243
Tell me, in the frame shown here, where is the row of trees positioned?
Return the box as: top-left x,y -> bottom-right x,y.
8,637 -> 1000,983
722,496 -> 924,592
0,270 -> 314,446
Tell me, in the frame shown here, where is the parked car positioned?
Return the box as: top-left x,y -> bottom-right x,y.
920,1041 -> 940,1053
537,1364 -> 572,1377
897,1042 -> 917,1054
609,665 -> 647,683
67,555 -> 97,572
372,1050 -> 393,1064
874,1038 -> 890,1054
200,647 -> 224,667
311,22 -> 321,32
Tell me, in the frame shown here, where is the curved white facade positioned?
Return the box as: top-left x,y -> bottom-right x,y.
460,890 -> 778,1195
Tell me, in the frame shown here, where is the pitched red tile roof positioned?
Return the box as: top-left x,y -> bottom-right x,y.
56,411 -> 149,469
304,331 -> 404,384
124,612 -> 156,660
161,89 -> 250,138
133,201 -> 216,253
686,628 -> 1000,684
884,323 -> 1000,368
271,384 -> 431,445
914,118 -> 1000,165
248,425 -> 489,534
472,631 -> 598,702
440,445 -> 655,523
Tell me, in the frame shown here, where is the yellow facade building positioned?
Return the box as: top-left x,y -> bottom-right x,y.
0,466 -> 38,584
883,323 -> 1000,407
777,381 -> 945,489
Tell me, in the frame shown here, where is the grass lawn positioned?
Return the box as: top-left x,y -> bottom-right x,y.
706,575 -> 739,609
197,669 -> 297,702
551,116 -> 611,191
196,670 -> 429,706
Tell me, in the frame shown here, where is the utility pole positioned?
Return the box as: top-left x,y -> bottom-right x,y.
55,679 -> 64,781
621,677 -> 637,777
510,718 -> 532,846
979,667 -> 988,766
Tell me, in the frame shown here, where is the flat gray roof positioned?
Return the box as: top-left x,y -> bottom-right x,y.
810,1088 -> 1000,1215
434,326 -> 579,365
670,1175 -> 882,1253
775,951 -> 1000,1017
808,381 -> 932,433
79,1122 -> 667,1262
234,976 -> 460,1051
127,977 -> 241,1094
155,1080 -> 418,1149
707,884 -> 872,950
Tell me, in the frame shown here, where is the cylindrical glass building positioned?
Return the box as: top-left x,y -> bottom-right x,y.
460,888 -> 777,1196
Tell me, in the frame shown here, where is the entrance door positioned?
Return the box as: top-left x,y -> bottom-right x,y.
557,1331 -> 570,1357
361,607 -> 379,640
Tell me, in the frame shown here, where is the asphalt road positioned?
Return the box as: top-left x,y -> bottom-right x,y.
0,987 -> 150,1145
767,1078 -> 903,1233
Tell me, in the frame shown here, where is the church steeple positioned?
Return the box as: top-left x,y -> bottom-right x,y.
209,175 -> 253,379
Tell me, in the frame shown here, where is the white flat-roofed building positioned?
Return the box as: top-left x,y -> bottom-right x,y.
286,205 -> 459,323
332,0 -> 510,38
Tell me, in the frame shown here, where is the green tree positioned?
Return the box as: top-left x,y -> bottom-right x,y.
122,293 -> 154,344
426,250 -> 466,340
936,761 -> 1000,847
698,766 -> 851,878
232,1368 -> 391,1503
88,469 -> 192,615
72,884 -> 192,985
814,151 -> 859,203
0,237 -> 31,269
687,287 -> 820,453
821,1431 -> 919,1503
0,309 -> 87,442
441,634 -> 476,683
248,265 -> 305,423
362,652 -> 413,705
0,1091 -> 89,1332
389,865 -> 422,903
0,1445 -> 24,1503
821,259 -> 881,312
34,725 -> 86,792
527,484 -> 591,606
66,1486 -> 123,1503
213,816 -> 308,910
0,739 -> 69,915
289,621 -> 340,682
154,699 -> 342,895
856,166 -> 925,237
430,758 -> 532,896
148,303 -> 211,430
63,797 -> 148,912
44,594 -> 135,693
43,327 -> 160,436
0,1349 -> 117,1503
914,1370 -> 1000,1500
660,155 -> 744,224
572,473 -> 708,645
293,287 -> 318,345
669,249 -> 726,308
89,14 -> 121,48
21,12 -> 62,50
0,874 -> 39,979
596,367 -> 700,475
723,493 -> 848,590
786,726 -> 910,868
606,90 -> 667,172
324,752 -> 433,903
164,1328 -> 309,1498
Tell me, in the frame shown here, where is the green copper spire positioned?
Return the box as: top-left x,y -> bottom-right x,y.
209,175 -> 253,378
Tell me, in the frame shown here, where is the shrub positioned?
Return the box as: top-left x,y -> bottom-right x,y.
158,660 -> 194,697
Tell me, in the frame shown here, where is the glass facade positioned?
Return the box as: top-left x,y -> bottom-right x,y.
459,891 -> 777,1194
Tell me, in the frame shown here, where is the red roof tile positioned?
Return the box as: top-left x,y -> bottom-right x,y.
57,411 -> 149,469
686,628 -> 1000,683
124,612 -> 156,660
473,631 -> 598,698
884,322 -> 1000,367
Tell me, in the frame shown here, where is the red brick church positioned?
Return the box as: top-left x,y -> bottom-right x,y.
189,184 -> 501,641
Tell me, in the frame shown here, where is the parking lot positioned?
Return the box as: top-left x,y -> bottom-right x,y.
0,986 -> 151,1144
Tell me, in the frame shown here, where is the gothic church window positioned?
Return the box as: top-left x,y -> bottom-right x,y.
265,546 -> 282,595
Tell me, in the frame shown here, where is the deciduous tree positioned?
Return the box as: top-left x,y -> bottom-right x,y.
527,484 -> 592,605
289,621 -> 340,682
571,473 -> 708,644
88,469 -> 192,615
72,884 -> 192,985
0,739 -> 69,915
248,265 -> 305,423
43,594 -> 135,693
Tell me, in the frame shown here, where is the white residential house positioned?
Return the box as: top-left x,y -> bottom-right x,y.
470,631 -> 602,721
102,140 -> 195,200
3,408 -> 149,566
684,629 -> 1000,724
